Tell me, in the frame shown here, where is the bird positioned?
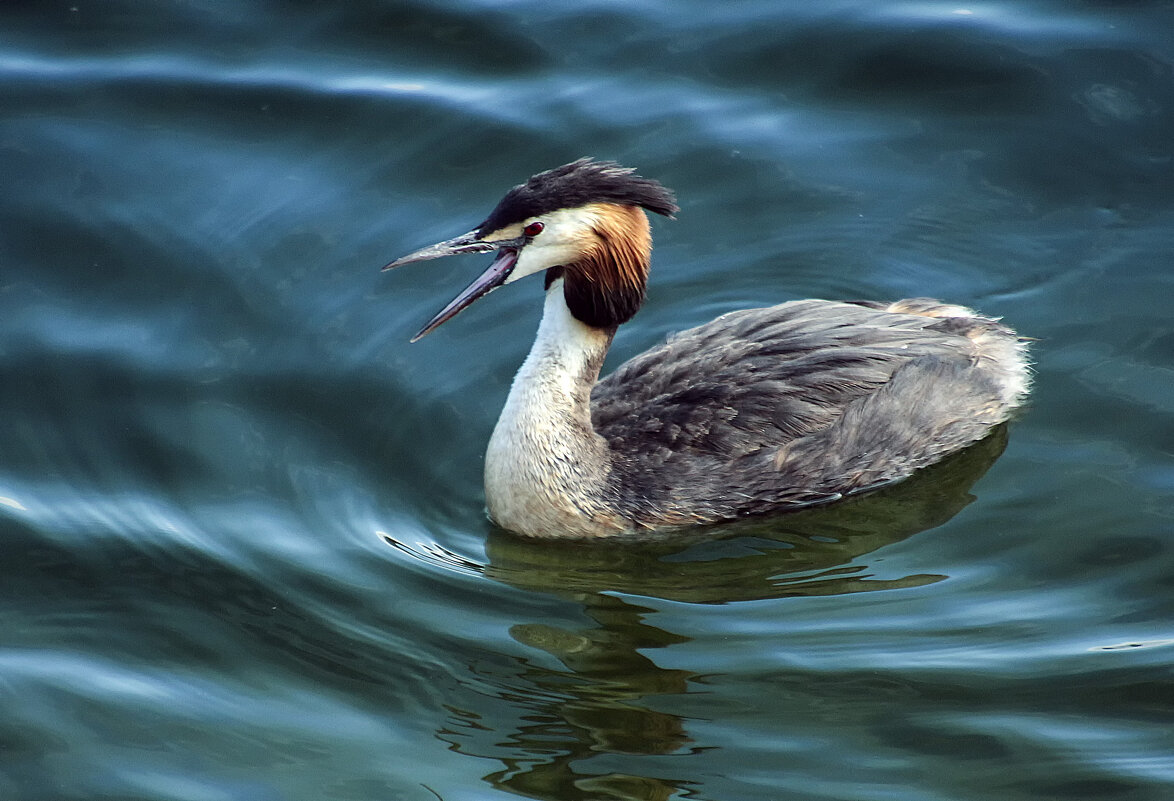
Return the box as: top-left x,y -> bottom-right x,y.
384,158 -> 1030,539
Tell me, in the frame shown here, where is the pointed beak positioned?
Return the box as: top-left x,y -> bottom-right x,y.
408,248 -> 519,342
383,230 -> 525,342
381,230 -> 496,270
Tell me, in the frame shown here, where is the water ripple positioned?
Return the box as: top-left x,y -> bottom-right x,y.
3,2 -> 1174,799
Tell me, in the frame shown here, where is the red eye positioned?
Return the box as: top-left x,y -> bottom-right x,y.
523,221 -> 545,237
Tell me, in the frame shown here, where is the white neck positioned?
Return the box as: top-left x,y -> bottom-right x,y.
484,279 -> 625,537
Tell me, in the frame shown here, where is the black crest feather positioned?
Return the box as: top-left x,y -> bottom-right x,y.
477,158 -> 679,235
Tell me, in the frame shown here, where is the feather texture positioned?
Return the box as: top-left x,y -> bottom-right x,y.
590,298 -> 1030,528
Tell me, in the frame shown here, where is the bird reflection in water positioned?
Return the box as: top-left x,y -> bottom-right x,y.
427,428 -> 1007,801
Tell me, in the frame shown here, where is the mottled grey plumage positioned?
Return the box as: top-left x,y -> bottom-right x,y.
591,298 -> 1029,528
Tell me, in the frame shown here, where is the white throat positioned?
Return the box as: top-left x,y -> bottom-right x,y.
483,279 -> 623,537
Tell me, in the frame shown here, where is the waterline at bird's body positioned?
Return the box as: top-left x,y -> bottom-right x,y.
384,159 -> 1030,538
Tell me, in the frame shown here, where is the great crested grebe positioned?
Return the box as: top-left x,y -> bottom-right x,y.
385,159 -> 1030,539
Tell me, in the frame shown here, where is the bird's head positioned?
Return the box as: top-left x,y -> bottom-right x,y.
384,159 -> 678,341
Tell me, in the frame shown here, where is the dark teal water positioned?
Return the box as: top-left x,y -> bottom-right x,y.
4,2 -> 1174,799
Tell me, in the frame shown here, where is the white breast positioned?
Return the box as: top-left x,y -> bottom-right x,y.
483,281 -> 627,537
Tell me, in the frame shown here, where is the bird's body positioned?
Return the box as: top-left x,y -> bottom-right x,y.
385,160 -> 1030,538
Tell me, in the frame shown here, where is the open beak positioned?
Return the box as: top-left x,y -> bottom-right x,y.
383,230 -> 525,342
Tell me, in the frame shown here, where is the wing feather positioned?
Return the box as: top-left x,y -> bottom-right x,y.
590,299 -> 1020,525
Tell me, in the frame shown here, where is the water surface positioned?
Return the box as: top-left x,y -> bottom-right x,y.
3,2 -> 1174,800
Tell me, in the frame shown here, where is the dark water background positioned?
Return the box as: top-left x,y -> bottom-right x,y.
4,2 -> 1174,799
